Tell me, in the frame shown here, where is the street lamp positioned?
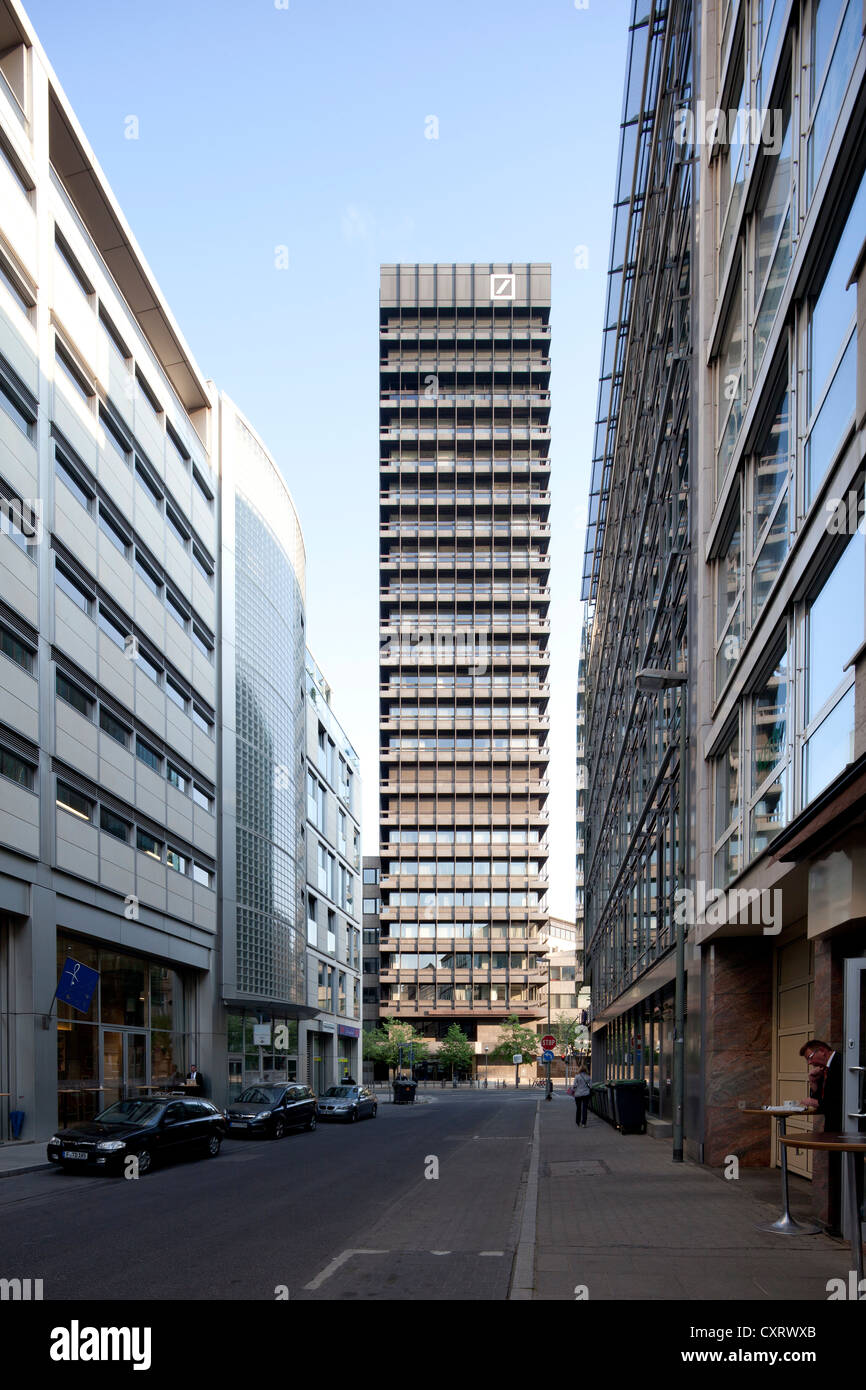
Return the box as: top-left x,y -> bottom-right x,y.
636,665 -> 688,1165
484,1046 -> 489,1089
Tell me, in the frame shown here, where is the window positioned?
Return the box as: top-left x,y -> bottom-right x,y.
191,624 -> 213,659
55,342 -> 93,404
135,551 -> 162,595
716,271 -> 744,488
192,545 -> 213,581
135,369 -> 161,417
99,305 -> 130,364
307,893 -> 318,945
55,453 -> 93,512
55,562 -> 93,616
99,406 -> 131,464
192,465 -> 213,505
99,707 -> 130,746
751,381 -> 790,622
0,747 -> 33,788
0,368 -> 34,438
165,675 -> 187,710
55,230 -> 93,298
97,605 -> 129,649
135,460 -> 162,509
802,533 -> 865,803
166,422 -> 189,465
192,783 -> 213,812
56,670 -> 92,717
715,494 -> 743,694
749,647 -> 789,858
167,764 -> 187,793
804,173 -> 866,506
56,781 -> 93,821
191,704 -> 213,735
192,863 -> 213,887
166,848 -> 188,875
0,625 -> 33,671
0,128 -> 32,196
100,807 -> 130,842
166,507 -> 189,547
714,727 -> 741,886
363,867 -> 379,885
718,59 -> 746,272
136,828 -> 162,860
165,590 -> 188,630
363,898 -> 380,915
807,0 -> 860,197
752,85 -> 792,374
98,505 -> 130,557
0,246 -> 34,318
135,647 -> 161,683
135,737 -> 162,773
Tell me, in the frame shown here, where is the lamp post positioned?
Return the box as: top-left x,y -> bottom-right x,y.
636,666 -> 688,1164
484,1046 -> 489,1088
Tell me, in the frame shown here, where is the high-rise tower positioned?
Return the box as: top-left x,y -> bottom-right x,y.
377,263 -> 551,1076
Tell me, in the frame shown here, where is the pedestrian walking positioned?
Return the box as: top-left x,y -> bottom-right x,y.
573,1066 -> 591,1126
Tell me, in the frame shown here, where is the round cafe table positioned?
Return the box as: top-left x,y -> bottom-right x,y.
740,1106 -> 823,1235
780,1132 -> 866,1284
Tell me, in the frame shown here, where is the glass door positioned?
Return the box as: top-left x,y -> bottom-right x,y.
102,1031 -> 123,1110
842,958 -> 866,1241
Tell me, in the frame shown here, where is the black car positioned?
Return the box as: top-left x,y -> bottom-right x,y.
226,1084 -> 317,1139
47,1096 -> 225,1175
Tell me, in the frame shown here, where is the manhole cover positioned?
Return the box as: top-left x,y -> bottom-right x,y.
548,1159 -> 610,1178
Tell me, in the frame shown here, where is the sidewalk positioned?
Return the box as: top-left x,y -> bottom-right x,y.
531,1096 -> 858,1300
0,1141 -> 52,1179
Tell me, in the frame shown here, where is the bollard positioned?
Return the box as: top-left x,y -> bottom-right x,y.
9,1110 -> 24,1139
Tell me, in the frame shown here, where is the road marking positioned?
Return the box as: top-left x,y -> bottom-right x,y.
479,1251 -> 504,1257
430,1250 -> 451,1255
509,1100 -> 541,1301
303,1248 -> 388,1290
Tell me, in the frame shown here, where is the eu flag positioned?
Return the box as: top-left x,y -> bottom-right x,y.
56,957 -> 99,1013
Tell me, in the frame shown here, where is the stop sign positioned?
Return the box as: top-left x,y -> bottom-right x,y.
541,1034 -> 556,1051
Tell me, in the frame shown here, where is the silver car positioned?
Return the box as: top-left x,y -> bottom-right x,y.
317,1084 -> 377,1122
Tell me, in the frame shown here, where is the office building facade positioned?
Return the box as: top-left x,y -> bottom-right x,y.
301,653 -> 362,1091
0,0 -> 363,1132
378,263 -> 551,1077
582,0 -> 866,1220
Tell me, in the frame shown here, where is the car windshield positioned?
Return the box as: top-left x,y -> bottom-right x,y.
323,1087 -> 355,1098
237,1087 -> 283,1105
93,1100 -> 164,1127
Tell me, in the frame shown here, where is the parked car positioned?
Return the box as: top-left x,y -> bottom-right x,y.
47,1096 -> 225,1175
317,1084 -> 377,1122
226,1084 -> 317,1139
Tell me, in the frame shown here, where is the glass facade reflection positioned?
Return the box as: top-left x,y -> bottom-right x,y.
230,410 -> 307,1006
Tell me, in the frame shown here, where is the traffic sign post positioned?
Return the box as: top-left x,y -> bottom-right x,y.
541,1034 -> 556,1051
513,1052 -> 522,1087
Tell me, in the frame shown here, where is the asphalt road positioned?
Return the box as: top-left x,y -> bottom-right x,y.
0,1091 -> 539,1301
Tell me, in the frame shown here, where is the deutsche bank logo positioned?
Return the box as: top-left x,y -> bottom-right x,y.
490,273 -> 515,301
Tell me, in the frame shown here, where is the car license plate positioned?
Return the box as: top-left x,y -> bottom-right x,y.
229,1122 -> 247,1129
61,1150 -> 88,1160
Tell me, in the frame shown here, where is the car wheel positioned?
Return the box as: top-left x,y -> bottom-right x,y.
350,1107 -> 359,1123
132,1148 -> 152,1177
305,1113 -> 317,1131
204,1133 -> 221,1158
272,1118 -> 285,1140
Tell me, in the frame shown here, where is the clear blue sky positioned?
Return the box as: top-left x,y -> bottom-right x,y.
27,0 -> 630,919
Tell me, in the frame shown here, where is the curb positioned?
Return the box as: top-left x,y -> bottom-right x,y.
509,1099 -> 541,1300
0,1162 -> 53,1179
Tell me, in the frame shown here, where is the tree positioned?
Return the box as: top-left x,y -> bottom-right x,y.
491,1016 -> 540,1067
551,1014 -> 582,1052
363,1017 -> 429,1073
436,1023 -> 475,1079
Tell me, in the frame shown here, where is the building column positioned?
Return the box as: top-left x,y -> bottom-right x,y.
703,939 -> 772,1167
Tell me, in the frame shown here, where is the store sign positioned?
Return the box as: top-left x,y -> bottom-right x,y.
55,958 -> 99,1014
338,1025 -> 360,1038
252,1024 -> 271,1046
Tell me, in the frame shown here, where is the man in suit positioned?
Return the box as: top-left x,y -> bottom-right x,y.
801,1039 -> 844,1235
186,1064 -> 206,1096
